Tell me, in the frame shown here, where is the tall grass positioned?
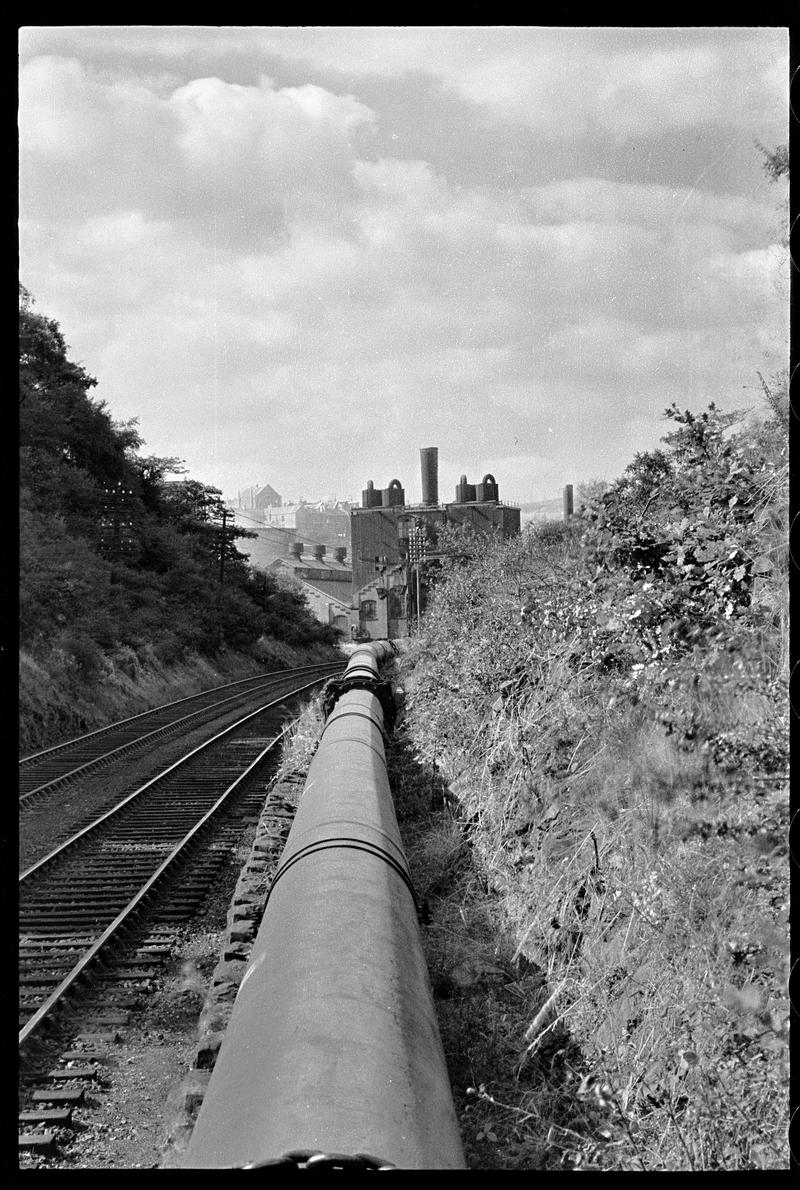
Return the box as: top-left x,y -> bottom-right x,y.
18,636 -> 338,754
396,404 -> 789,1168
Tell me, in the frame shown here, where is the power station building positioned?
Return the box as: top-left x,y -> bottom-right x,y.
350,447 -> 520,639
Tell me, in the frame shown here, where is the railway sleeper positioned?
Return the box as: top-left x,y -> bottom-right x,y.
20,944 -> 98,957
20,933 -> 97,943
20,957 -> 161,978
19,1107 -> 73,1126
20,955 -> 90,968
114,955 -> 166,967
62,1011 -> 130,1025
152,910 -> 202,921
47,1067 -> 103,1082
74,992 -> 141,1008
32,1087 -> 85,1105
18,1129 -> 58,1154
60,1050 -> 113,1064
96,967 -> 159,981
24,880 -> 150,892
21,900 -> 145,912
20,973 -> 70,985
19,911 -> 130,923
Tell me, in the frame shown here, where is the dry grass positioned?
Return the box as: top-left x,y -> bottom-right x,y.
18,644 -> 263,753
272,691 -> 327,792
398,621 -> 789,1169
19,639 -> 339,754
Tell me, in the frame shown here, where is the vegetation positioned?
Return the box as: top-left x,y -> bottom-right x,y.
21,139 -> 788,1167
396,383 -> 788,1168
392,144 -> 789,1168
19,288 -> 338,751
253,375 -> 788,1170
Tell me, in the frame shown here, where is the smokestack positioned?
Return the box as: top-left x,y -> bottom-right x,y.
420,446 -> 438,506
563,484 -> 574,521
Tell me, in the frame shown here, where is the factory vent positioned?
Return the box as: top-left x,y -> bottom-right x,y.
476,474 -> 499,502
455,475 -> 476,503
382,479 -> 405,507
420,446 -> 438,506
289,541 -> 303,559
361,480 -> 383,508
333,547 -> 347,564
312,544 -> 326,561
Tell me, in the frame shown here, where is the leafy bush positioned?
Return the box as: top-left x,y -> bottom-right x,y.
18,289 -> 340,747
399,394 -> 788,1169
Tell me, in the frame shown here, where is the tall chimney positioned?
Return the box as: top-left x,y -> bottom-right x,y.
563,484 -> 574,521
420,446 -> 438,506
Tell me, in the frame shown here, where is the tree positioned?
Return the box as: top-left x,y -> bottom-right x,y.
756,141 -> 789,182
19,290 -> 338,671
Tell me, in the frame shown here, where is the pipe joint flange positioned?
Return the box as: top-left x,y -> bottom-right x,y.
321,676 -> 396,733
238,1148 -> 396,1170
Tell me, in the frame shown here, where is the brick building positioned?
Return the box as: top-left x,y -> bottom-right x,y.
350,447 -> 520,640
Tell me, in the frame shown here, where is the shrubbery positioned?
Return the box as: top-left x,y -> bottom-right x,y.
399,391 -> 788,1169
19,288 -> 339,748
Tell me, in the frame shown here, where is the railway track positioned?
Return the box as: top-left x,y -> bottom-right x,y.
19,662 -> 343,805
18,664 -> 341,1158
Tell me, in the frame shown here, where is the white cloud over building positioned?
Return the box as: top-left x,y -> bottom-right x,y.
19,26 -> 788,504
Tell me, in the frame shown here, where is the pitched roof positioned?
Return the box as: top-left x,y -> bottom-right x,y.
301,580 -> 353,606
270,554 -> 352,576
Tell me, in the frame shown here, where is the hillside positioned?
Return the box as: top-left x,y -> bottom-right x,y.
518,498 -> 564,526
392,395 -> 789,1169
19,289 -> 340,752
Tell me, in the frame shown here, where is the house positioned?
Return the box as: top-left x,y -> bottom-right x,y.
237,483 -> 282,512
259,502 -> 305,529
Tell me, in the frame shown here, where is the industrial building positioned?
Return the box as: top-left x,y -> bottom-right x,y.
296,501 -> 352,555
269,542 -> 353,636
350,447 -> 521,640
231,451 -> 520,641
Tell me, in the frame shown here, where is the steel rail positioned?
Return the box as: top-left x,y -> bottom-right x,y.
19,662 -> 344,805
19,721 -> 291,1050
20,661 -> 340,768
183,640 -> 466,1170
19,674 -> 330,886
20,672 -> 274,765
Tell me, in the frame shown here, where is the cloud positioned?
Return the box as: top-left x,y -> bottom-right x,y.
207,26 -> 788,142
18,35 -> 787,501
19,56 -> 375,247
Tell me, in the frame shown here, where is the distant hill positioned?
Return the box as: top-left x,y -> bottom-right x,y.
518,498 -> 565,526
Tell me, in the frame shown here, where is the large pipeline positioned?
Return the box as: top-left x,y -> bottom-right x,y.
183,641 -> 466,1170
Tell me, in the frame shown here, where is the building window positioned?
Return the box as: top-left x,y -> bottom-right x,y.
360,599 -> 377,621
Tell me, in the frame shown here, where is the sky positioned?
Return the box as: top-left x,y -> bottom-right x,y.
19,26 -> 789,506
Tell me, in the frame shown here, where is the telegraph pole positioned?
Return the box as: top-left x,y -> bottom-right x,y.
406,523 -> 428,633
563,484 -> 574,521
219,507 -> 229,586
101,480 -> 134,562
